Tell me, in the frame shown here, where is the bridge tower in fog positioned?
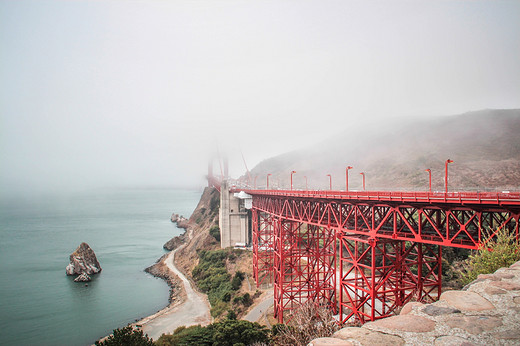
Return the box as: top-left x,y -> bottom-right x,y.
218,180 -> 252,248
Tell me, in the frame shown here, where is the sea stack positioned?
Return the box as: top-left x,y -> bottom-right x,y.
66,242 -> 102,276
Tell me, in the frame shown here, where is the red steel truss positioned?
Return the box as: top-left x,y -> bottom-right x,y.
249,191 -> 520,249
246,189 -> 520,324
252,209 -> 275,286
271,219 -> 336,323
339,234 -> 441,323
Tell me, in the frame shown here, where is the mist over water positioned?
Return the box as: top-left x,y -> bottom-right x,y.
1,0 -> 520,195
0,188 -> 201,346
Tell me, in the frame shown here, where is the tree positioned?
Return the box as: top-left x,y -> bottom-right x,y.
95,326 -> 154,346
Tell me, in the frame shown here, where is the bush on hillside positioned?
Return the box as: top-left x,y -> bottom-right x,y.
192,249 -> 251,318
271,301 -> 340,346
155,319 -> 268,346
209,225 -> 221,242
458,228 -> 520,286
155,325 -> 214,346
95,326 -> 154,346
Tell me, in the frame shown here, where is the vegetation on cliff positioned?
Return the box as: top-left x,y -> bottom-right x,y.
192,248 -> 253,318
457,228 -> 520,286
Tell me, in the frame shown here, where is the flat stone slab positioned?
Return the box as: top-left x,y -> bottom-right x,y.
365,315 -> 436,333
333,326 -> 404,345
444,315 -> 502,335
400,301 -> 424,315
308,337 -> 354,345
434,335 -> 479,346
484,286 -> 507,295
495,329 -> 520,340
490,280 -> 520,290
440,291 -> 495,311
422,305 -> 460,316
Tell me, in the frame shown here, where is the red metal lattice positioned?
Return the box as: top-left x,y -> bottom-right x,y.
244,188 -> 519,324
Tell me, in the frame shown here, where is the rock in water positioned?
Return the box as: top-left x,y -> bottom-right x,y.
74,273 -> 91,282
66,242 -> 102,276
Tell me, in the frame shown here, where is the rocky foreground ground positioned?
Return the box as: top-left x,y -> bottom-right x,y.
310,261 -> 520,345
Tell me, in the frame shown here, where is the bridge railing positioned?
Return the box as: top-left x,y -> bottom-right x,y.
241,189 -> 520,206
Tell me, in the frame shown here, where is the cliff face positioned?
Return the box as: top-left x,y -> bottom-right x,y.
173,187 -> 221,276
65,242 -> 101,276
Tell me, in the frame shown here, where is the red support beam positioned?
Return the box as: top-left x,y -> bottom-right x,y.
252,210 -> 274,287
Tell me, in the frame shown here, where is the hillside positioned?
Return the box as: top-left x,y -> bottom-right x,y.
249,109 -> 520,191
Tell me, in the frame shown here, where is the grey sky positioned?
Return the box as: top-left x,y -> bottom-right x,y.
1,0 -> 519,194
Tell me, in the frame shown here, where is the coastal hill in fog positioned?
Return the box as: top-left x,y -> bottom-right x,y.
249,109 -> 520,192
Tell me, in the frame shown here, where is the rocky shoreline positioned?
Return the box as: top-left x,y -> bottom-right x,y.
144,253 -> 184,306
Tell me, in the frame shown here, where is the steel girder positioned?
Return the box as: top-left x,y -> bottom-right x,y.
252,209 -> 275,286
252,196 -> 520,249
338,234 -> 442,323
271,219 -> 337,323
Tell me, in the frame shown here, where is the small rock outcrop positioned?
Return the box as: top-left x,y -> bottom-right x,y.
66,242 -> 102,276
74,273 -> 92,282
170,213 -> 189,230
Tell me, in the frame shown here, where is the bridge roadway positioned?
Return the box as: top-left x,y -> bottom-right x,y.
233,187 -> 520,323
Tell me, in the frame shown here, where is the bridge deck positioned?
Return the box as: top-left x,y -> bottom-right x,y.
242,189 -> 520,208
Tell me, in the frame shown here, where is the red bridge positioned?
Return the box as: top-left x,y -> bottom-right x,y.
210,174 -> 520,323
244,188 -> 520,323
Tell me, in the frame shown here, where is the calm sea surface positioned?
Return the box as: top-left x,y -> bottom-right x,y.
0,187 -> 201,346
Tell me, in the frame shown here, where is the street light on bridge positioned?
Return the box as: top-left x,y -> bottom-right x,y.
291,171 -> 296,190
425,169 -> 432,192
267,173 -> 272,190
445,159 -> 453,193
360,172 -> 366,191
346,166 -> 353,192
254,175 -> 258,189
304,176 -> 308,191
326,174 -> 332,191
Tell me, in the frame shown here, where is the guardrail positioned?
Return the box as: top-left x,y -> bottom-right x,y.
240,189 -> 520,206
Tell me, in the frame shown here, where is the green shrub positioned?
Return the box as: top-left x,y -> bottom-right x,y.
209,225 -> 221,242
210,319 -> 269,346
459,228 -> 520,286
95,326 -> 154,346
155,325 -> 214,346
231,271 -> 244,290
155,319 -> 268,346
193,249 -> 251,318
210,300 -> 229,318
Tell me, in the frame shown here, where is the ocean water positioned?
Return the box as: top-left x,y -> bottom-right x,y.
0,187 -> 201,346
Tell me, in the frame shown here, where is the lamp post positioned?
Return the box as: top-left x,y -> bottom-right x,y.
425,169 -> 432,192
290,171 -> 296,190
254,175 -> 258,189
304,176 -> 308,191
326,174 -> 332,191
346,166 -> 353,192
360,172 -> 366,191
445,159 -> 453,193
267,173 -> 272,190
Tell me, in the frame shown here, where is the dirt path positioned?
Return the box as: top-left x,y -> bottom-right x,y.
138,247 -> 212,340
